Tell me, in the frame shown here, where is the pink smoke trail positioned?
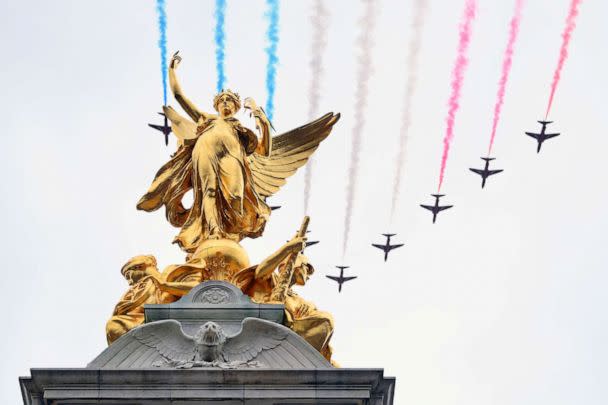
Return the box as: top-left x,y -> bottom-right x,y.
437,0 -> 477,193
487,0 -> 524,155
545,0 -> 582,120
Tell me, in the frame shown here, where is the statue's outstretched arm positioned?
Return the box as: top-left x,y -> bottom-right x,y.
244,98 -> 272,156
255,236 -> 306,279
169,52 -> 208,122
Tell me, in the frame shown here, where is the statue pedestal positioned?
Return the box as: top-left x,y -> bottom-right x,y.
19,281 -> 395,404
145,280 -> 284,335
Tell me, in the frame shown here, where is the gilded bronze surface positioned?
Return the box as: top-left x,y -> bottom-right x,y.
137,52 -> 339,252
106,255 -> 203,344
233,234 -> 335,361
108,52 -> 340,361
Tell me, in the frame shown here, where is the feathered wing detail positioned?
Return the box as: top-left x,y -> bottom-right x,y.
247,112 -> 340,198
132,320 -> 197,363
222,318 -> 289,363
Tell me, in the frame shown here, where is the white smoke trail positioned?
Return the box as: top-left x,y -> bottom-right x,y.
342,0 -> 378,256
390,0 -> 429,219
303,0 -> 330,215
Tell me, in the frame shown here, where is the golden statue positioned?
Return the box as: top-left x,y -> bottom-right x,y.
105,255 -> 204,344
107,225 -> 335,361
108,52 -> 340,361
232,221 -> 335,362
136,52 -> 340,252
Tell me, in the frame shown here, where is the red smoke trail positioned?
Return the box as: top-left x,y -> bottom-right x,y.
437,0 -> 476,193
545,0 -> 582,120
487,0 -> 524,155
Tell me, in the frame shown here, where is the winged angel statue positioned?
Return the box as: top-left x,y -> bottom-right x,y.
137,53 -> 340,252
122,318 -> 290,369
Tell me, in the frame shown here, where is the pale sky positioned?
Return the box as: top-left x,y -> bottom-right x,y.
1,0 -> 607,404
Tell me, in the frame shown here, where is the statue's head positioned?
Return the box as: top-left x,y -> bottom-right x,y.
121,255 -> 158,285
293,254 -> 314,286
213,89 -> 241,117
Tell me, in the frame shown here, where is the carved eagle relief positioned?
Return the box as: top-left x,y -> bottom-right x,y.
118,318 -> 290,369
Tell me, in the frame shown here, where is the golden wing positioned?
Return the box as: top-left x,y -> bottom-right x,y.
162,105 -> 198,142
247,112 -> 340,198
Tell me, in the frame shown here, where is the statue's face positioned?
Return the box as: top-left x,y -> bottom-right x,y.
293,255 -> 313,286
122,255 -> 157,285
216,94 -> 238,117
294,265 -> 310,286
124,267 -> 145,285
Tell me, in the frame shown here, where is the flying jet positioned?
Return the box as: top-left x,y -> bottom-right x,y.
371,233 -> 404,262
148,112 -> 172,145
420,194 -> 453,224
304,230 -> 319,249
525,120 -> 560,153
469,157 -> 504,188
285,230 -> 318,249
326,266 -> 357,293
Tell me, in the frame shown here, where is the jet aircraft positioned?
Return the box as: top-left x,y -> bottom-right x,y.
326,266 -> 357,293
525,120 -> 560,153
148,112 -> 172,145
420,194 -> 453,224
371,233 -> 404,262
469,157 -> 503,188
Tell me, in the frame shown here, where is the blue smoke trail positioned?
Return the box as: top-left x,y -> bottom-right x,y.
264,0 -> 279,121
155,0 -> 168,105
214,0 -> 227,92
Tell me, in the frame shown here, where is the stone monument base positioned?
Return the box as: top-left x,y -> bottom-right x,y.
20,281 -> 395,404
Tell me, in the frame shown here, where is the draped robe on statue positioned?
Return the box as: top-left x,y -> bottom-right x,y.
137,115 -> 269,251
137,106 -> 340,253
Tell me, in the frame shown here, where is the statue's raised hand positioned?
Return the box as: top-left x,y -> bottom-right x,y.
244,97 -> 262,116
170,51 -> 182,69
244,97 -> 273,134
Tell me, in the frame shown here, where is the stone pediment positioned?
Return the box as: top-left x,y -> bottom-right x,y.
88,281 -> 330,370
88,317 -> 331,369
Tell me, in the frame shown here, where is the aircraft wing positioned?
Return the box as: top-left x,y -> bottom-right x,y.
488,169 -> 503,175
525,131 -> 540,139
420,204 -> 434,211
148,124 -> 167,132
469,168 -> 484,175
437,205 -> 453,212
342,276 -> 357,282
326,275 -> 341,283
388,243 -> 404,250
545,133 -> 560,139
371,244 -> 386,251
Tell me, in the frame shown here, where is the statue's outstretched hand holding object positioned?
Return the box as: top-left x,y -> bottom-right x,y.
170,51 -> 181,69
